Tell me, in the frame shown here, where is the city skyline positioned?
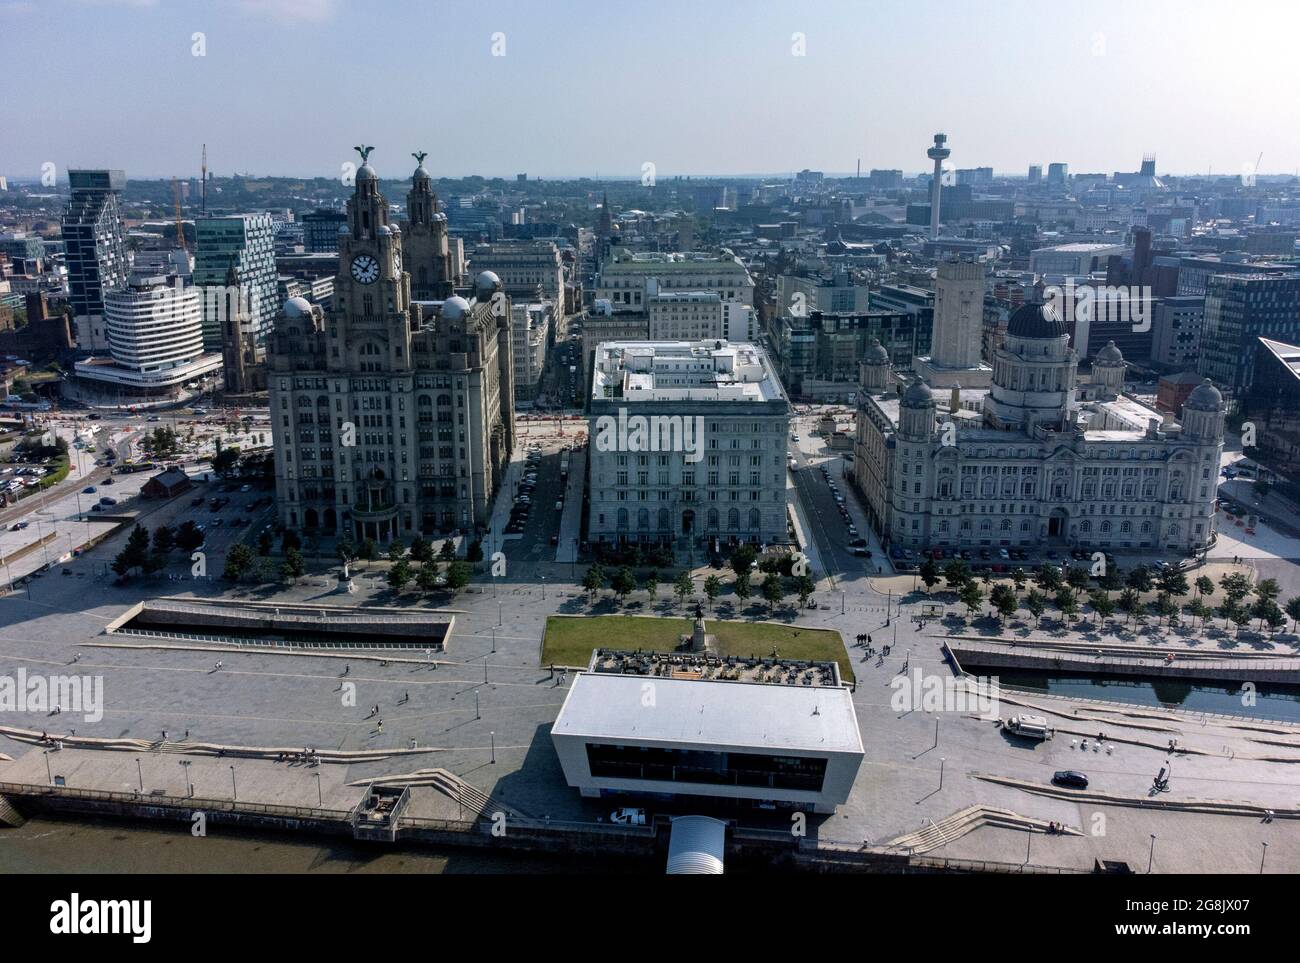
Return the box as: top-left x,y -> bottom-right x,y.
2,0 -> 1299,180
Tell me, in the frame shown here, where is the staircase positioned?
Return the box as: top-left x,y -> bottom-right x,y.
887,805 -> 1079,855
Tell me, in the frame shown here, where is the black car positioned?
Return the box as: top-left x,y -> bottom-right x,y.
1052,770 -> 1089,789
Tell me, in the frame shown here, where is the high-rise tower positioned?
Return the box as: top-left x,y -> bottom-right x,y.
926,133 -> 950,241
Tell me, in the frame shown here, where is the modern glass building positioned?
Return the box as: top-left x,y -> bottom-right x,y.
192,213 -> 277,352
62,169 -> 128,351
1199,273 -> 1300,403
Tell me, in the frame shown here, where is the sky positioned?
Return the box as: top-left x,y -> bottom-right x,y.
2,0 -> 1298,181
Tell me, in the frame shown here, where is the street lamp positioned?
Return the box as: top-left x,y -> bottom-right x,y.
315,771 -> 322,807
490,730 -> 496,764
1147,834 -> 1157,874
230,765 -> 237,800
179,759 -> 193,797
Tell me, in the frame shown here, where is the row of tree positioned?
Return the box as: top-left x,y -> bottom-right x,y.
580,562 -> 818,612
934,562 -> 1300,636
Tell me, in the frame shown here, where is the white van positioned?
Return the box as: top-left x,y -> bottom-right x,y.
1004,714 -> 1053,740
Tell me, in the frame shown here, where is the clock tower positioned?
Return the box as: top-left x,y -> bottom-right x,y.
333,146 -> 413,373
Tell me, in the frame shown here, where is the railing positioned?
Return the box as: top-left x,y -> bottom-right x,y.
0,780 -> 352,821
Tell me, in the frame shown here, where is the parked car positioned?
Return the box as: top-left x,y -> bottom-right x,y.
82,486 -> 97,494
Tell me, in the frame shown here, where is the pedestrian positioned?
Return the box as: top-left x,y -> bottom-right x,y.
343,664 -> 350,676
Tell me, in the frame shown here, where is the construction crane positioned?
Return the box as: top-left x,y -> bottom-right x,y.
172,178 -> 187,250
201,143 -> 208,213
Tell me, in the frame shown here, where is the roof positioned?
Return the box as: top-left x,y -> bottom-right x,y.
551,672 -> 863,755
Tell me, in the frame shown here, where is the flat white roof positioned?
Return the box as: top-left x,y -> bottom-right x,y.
552,673 -> 863,755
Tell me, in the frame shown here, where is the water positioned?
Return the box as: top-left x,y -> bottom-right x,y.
973,666 -> 1300,723
0,813 -> 649,874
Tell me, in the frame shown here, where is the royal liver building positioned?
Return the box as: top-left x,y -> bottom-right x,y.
268,150 -> 514,541
854,274 -> 1225,555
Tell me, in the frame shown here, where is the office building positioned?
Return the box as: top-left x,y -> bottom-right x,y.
193,213 -> 278,357
62,169 -> 129,352
586,340 -> 790,549
268,152 -> 515,539
1199,274 -> 1300,402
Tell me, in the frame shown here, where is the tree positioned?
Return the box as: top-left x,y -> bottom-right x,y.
1126,565 -> 1153,594
990,583 -> 1017,623
761,573 -> 785,611
359,538 -> 379,566
1285,596 -> 1300,633
211,443 -> 240,477
417,560 -> 441,593
703,574 -> 722,608
643,570 -> 660,600
1219,571 -> 1253,605
388,558 -> 413,592
387,538 -> 407,562
1231,604 -> 1252,637
1157,568 -> 1189,599
282,547 -> 306,584
1194,575 -> 1215,599
957,580 -> 984,620
1035,563 -> 1062,593
466,540 -> 484,564
123,524 -> 151,572
408,536 -> 431,564
1098,565 -> 1124,593
444,560 -> 471,594
1010,568 -> 1027,593
582,564 -> 606,599
439,539 -> 456,561
729,544 -> 757,579
176,521 -> 204,553
1187,596 -> 1211,629
1023,588 -> 1046,626
942,559 -> 971,592
1055,588 -> 1079,623
734,572 -> 753,605
1065,566 -> 1091,591
1117,588 -> 1143,625
281,529 -> 301,553
1217,599 -> 1241,631
673,572 -> 694,610
1089,590 -> 1116,627
793,574 -> 816,609
1263,603 -> 1286,636
919,557 -> 940,593
1151,593 -> 1178,626
1255,577 -> 1281,604
611,566 -> 637,603
223,543 -> 255,582
257,529 -> 274,557
152,525 -> 175,555
111,551 -> 133,580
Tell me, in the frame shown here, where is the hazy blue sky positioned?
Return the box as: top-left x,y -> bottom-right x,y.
2,0 -> 1298,181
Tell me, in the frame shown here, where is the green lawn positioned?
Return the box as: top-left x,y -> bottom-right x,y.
542,615 -> 853,682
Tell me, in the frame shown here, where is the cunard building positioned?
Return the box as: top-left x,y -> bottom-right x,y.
268,149 -> 514,542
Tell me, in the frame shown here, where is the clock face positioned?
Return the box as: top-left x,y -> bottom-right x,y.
350,255 -> 380,284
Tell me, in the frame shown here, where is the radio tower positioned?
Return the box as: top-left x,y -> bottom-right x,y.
926,133 -> 950,241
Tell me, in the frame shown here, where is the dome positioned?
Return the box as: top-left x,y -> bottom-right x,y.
1185,379 -> 1223,411
1007,301 -> 1070,340
864,339 -> 890,364
283,296 -> 312,319
901,380 -> 934,407
377,224 -> 391,236
388,222 -> 401,235
1094,340 -> 1124,364
356,163 -> 378,182
442,295 -> 471,321
475,270 -> 501,297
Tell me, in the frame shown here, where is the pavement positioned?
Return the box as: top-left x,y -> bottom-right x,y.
2,406 -> 1300,872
